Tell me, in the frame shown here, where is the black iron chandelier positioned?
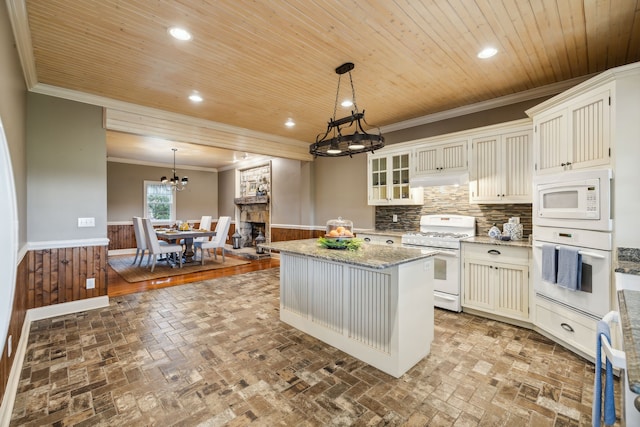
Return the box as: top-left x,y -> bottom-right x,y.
309,62 -> 384,157
160,148 -> 188,191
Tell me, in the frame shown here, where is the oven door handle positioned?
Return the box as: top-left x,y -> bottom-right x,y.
437,250 -> 459,257
533,244 -> 605,259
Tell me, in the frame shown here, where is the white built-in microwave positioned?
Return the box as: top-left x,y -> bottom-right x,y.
533,169 -> 612,231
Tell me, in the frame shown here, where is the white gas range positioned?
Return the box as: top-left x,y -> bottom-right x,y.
401,215 -> 476,312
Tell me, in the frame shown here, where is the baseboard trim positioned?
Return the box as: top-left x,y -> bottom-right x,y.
0,312 -> 32,427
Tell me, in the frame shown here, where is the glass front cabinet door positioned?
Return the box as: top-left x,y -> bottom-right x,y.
368,151 -> 423,205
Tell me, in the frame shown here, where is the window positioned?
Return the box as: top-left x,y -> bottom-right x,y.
144,181 -> 175,222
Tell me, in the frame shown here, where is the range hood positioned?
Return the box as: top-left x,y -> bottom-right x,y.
409,172 -> 469,188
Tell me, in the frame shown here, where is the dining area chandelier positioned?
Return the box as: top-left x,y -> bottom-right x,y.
309,62 -> 385,157
160,148 -> 188,191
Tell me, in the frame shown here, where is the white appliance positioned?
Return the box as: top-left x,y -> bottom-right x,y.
401,215 -> 476,312
532,226 -> 612,319
533,168 -> 612,231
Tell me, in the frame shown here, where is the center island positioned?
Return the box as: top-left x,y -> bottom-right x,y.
263,239 -> 438,378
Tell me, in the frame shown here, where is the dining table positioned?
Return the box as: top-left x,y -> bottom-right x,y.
155,229 -> 217,263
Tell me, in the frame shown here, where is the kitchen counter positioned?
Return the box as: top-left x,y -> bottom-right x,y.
617,290 -> 640,394
264,238 -> 437,269
270,238 -> 436,378
462,235 -> 532,248
615,248 -> 640,275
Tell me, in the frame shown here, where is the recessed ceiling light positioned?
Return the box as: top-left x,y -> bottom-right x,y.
285,118 -> 295,127
189,93 -> 203,103
477,47 -> 498,59
168,27 -> 192,41
341,99 -> 353,108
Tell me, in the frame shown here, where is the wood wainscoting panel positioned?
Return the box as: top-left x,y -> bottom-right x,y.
0,255 -> 29,404
108,223 -> 136,250
271,227 -> 323,242
27,245 -> 108,309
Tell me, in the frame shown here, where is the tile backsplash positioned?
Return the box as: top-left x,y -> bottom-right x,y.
375,185 -> 532,237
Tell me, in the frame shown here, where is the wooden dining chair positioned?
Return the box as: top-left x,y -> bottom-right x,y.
142,217 -> 183,272
194,216 -> 231,264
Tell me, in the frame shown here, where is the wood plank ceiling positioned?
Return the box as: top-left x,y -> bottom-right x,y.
12,0 -> 640,167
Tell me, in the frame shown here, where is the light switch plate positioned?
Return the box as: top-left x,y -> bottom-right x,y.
78,217 -> 95,227
86,278 -> 95,289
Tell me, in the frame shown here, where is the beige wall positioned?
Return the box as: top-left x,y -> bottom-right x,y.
107,161 -> 218,222
271,158 -> 313,226
0,3 -> 27,247
27,93 -> 107,242
218,169 -> 237,218
312,154 -> 374,230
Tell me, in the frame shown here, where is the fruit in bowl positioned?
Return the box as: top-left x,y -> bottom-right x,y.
326,229 -> 353,238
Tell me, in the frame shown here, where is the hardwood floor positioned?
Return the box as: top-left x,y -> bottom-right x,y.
107,254 -> 280,297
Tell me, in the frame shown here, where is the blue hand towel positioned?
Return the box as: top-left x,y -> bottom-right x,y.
557,247 -> 582,290
593,320 -> 616,427
541,244 -> 557,283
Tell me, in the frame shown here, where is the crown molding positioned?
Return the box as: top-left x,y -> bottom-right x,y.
379,75 -> 593,133
6,0 -> 37,88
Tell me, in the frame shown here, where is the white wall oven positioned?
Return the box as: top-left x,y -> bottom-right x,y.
533,168 -> 612,231
533,226 -> 612,319
402,215 -> 476,312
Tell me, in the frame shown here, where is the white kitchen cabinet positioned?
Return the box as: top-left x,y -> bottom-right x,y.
469,128 -> 532,203
462,243 -> 530,322
368,150 -> 423,205
534,295 -> 597,360
414,139 -> 467,175
530,87 -> 611,174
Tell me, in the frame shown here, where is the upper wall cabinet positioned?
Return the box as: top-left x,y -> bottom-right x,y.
414,139 -> 467,176
469,126 -> 532,204
529,85 -> 612,174
368,150 -> 424,205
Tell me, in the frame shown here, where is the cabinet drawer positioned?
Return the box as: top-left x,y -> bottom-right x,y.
535,298 -> 597,359
463,243 -> 529,264
358,233 -> 401,246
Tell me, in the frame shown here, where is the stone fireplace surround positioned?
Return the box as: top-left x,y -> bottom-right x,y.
234,195 -> 269,248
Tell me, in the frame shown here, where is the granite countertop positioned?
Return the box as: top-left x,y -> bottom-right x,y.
462,235 -> 532,248
263,239 -> 437,269
617,290 -> 640,394
615,248 -> 640,276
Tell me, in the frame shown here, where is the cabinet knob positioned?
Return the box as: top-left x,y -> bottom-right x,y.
364,237 -> 371,242
561,162 -> 566,166
566,162 -> 572,166
501,194 -> 505,197
386,239 -> 394,245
